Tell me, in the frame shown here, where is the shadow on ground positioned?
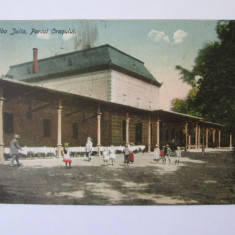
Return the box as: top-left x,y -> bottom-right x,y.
0,152 -> 235,205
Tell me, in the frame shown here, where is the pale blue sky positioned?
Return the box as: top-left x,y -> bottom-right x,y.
0,20 -> 218,109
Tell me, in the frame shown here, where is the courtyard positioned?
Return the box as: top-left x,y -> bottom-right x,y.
0,150 -> 234,205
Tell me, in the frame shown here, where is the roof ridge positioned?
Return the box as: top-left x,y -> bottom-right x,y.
9,44 -> 144,68
107,45 -> 144,64
9,44 -> 111,68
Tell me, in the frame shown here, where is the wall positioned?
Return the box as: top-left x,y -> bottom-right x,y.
110,112 -> 157,147
33,70 -> 111,101
61,105 -> 98,147
3,96 -> 99,148
4,99 -> 58,147
110,70 -> 160,110
32,69 -> 160,111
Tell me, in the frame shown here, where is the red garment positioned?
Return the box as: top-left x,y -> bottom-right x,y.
130,152 -> 134,163
63,159 -> 72,163
160,150 -> 165,157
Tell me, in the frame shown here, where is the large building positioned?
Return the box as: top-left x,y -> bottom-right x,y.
0,45 -> 227,161
7,45 -> 161,110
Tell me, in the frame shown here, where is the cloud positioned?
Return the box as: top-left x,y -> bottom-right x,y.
173,30 -> 188,44
147,30 -> 169,43
37,33 -> 51,40
62,33 -> 76,41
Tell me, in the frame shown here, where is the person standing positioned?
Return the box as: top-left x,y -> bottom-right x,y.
85,137 -> 93,161
175,146 -> 182,164
63,143 -> 72,168
109,145 -> 116,166
123,145 -> 130,166
160,146 -> 166,164
165,145 -> 172,163
103,147 -> 109,166
153,145 -> 160,163
10,134 -> 22,167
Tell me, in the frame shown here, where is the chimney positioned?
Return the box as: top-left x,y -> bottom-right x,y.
33,48 -> 38,74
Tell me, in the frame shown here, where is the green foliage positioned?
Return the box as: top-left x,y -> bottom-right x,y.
171,88 -> 202,117
175,65 -> 196,87
172,20 -> 235,130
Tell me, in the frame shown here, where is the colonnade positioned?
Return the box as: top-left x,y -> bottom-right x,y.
185,122 -> 222,150
0,91 -> 232,162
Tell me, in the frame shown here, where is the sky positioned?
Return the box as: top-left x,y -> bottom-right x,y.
0,20 -> 219,110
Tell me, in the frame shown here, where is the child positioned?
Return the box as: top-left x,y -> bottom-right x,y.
103,147 -> 110,166
165,144 -> 172,163
123,145 -> 130,166
153,145 -> 160,163
85,137 -> 93,161
175,146 -> 181,164
160,147 -> 166,164
109,145 -> 116,166
63,143 -> 72,168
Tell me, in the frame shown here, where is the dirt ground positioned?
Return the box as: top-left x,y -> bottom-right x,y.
0,150 -> 235,205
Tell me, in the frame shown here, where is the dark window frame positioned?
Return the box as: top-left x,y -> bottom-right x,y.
4,112 -> 14,134
135,123 -> 142,144
122,120 -> 126,141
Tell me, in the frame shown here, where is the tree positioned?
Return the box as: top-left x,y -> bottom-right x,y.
172,20 -> 235,130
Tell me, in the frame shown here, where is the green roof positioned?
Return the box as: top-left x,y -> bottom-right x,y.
6,44 -> 161,86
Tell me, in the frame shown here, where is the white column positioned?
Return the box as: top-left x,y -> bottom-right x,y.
156,119 -> 160,147
185,123 -> 188,150
57,100 -> 62,158
206,127 -> 209,148
0,88 -> 4,162
230,133 -> 232,150
213,128 -> 216,144
97,106 -> 102,156
198,125 -> 201,148
148,117 -> 151,152
188,135 -> 191,149
195,123 -> 198,149
218,129 -> 221,148
125,113 -> 130,146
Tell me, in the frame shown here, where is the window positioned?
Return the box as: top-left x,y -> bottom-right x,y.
73,123 -> 78,139
4,112 -> 13,134
149,101 -> 152,110
122,120 -> 126,141
135,123 -> 142,144
43,119 -> 51,138
122,94 -> 127,105
68,58 -> 72,66
137,98 -> 141,108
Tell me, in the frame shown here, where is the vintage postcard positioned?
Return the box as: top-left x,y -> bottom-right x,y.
0,19 -> 234,206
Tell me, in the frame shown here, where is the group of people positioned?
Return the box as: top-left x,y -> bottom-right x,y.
64,139 -> 133,168
62,137 -> 93,168
153,145 -> 182,164
102,146 -> 116,166
8,135 -> 181,168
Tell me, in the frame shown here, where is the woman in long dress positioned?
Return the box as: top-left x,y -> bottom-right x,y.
103,147 -> 110,166
153,145 -> 160,163
109,145 -> 116,166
